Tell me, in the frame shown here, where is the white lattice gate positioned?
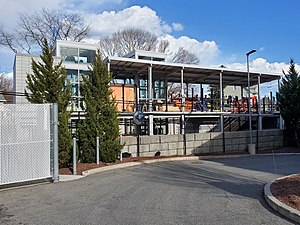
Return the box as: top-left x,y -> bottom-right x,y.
0,104 -> 53,185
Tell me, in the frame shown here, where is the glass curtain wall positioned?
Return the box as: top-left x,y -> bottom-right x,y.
62,46 -> 95,110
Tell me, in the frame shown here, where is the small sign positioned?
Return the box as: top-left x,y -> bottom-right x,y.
133,111 -> 145,125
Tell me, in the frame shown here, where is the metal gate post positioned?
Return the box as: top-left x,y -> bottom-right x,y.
52,103 -> 59,182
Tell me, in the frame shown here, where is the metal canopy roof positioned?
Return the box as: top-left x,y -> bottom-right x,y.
107,56 -> 281,86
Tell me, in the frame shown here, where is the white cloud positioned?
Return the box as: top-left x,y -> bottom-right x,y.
172,23 -> 184,31
161,35 -> 219,66
224,57 -> 292,74
0,0 -> 61,27
84,6 -> 174,38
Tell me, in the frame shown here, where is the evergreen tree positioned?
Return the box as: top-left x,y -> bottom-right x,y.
78,50 -> 122,163
277,59 -> 300,146
26,39 -> 73,166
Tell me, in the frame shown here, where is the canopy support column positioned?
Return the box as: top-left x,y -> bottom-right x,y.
258,74 -> 262,130
181,68 -> 185,111
220,71 -> 223,112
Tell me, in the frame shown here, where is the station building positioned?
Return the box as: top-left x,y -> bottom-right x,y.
13,40 -> 282,137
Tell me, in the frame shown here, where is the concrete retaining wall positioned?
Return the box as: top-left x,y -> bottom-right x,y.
122,129 -> 284,157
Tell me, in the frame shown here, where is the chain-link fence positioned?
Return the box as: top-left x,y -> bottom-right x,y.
0,104 -> 55,185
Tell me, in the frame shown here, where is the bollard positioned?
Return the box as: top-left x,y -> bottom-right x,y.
120,134 -> 123,161
73,137 -> 76,175
96,136 -> 99,164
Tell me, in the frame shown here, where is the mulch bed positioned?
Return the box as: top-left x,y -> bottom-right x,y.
271,174 -> 300,211
59,155 -> 188,175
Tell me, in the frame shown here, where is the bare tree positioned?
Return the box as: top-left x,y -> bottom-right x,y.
99,28 -> 167,57
0,73 -> 13,103
172,47 -> 199,64
157,39 -> 169,53
0,73 -> 13,92
0,9 -> 90,53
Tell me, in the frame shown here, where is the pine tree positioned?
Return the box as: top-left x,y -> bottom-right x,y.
26,39 -> 73,166
78,50 -> 122,163
277,59 -> 300,146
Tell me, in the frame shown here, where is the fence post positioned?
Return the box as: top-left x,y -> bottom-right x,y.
96,136 -> 99,164
52,103 -> 59,182
73,137 -> 77,175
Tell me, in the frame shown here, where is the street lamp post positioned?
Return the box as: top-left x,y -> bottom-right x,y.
246,50 -> 256,153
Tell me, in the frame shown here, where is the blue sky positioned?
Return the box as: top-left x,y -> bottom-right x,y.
128,0 -> 300,64
1,0 -> 300,77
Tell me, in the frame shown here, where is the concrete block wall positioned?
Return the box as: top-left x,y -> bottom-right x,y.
122,129 -> 284,157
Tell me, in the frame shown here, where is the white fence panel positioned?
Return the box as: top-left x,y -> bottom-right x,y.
0,104 -> 51,185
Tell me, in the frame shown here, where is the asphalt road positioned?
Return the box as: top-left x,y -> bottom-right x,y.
1,154 -> 300,225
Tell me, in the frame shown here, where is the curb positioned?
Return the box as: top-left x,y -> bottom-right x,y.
264,175 -> 300,224
82,156 -> 200,176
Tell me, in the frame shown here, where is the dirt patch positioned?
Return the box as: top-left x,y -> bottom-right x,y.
271,174 -> 300,211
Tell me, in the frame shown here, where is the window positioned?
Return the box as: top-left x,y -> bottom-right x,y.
79,49 -> 95,64
61,47 -> 78,63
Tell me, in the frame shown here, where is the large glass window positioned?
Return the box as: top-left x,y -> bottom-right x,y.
66,69 -> 78,83
66,69 -> 79,96
61,47 -> 78,63
79,49 -> 95,64
139,78 -> 148,99
153,78 -> 165,99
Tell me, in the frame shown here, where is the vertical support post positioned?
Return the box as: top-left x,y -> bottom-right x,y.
191,88 -> 194,110
258,75 -> 262,130
201,85 -> 204,106
181,114 -> 185,135
210,88 -> 214,112
263,97 -> 266,114
165,85 -> 168,112
96,136 -> 99,164
148,65 -> 153,111
220,114 -> 224,133
183,114 -> 186,155
149,115 -> 154,136
220,115 -> 225,153
148,66 -> 154,136
73,137 -> 77,175
122,83 -> 125,112
270,92 -> 273,112
220,71 -> 223,112
247,67 -> 252,145
186,83 -> 189,98
52,103 -> 59,182
135,73 -> 139,109
165,76 -> 168,112
135,84 -> 138,111
181,68 -> 185,111
120,134 -> 123,161
137,125 -> 140,157
278,78 -> 283,129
